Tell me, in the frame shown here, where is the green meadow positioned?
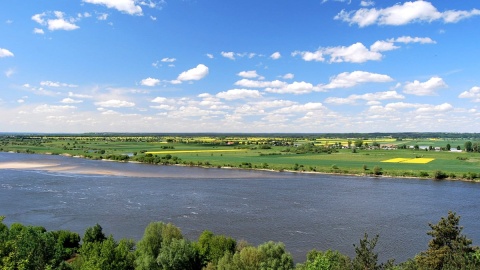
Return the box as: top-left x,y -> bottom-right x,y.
1,134 -> 480,181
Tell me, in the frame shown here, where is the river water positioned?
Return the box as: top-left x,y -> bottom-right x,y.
1,152 -> 479,263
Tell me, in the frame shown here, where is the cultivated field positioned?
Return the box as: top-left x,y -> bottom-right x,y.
1,134 -> 480,181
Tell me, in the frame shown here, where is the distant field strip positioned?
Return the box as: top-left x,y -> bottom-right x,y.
381,158 -> 435,164
145,150 -> 244,154
381,158 -> 411,163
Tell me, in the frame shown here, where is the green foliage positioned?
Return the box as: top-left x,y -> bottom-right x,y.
157,238 -> 201,270
352,233 -> 382,270
416,211 -> 475,270
135,222 -> 183,270
83,223 -> 106,244
434,170 -> 448,180
73,236 -> 135,270
297,249 -> 351,270
197,230 -> 236,266
373,166 -> 383,176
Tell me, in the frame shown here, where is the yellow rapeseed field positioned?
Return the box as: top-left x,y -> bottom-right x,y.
381,158 -> 435,164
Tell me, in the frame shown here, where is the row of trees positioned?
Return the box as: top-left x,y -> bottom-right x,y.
1,212 -> 479,269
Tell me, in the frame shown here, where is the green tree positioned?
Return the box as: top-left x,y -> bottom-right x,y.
197,230 -> 236,266
135,222 -> 183,270
157,238 -> 202,270
297,249 -> 351,270
446,143 -> 451,151
416,211 -> 475,270
352,233 -> 381,270
464,141 -> 473,152
73,236 -> 135,270
258,241 -> 294,270
354,140 -> 364,148
83,223 -> 106,244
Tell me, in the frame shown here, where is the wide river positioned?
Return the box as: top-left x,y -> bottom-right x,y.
1,152 -> 479,263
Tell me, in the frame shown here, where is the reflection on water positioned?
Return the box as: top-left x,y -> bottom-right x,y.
1,153 -> 480,263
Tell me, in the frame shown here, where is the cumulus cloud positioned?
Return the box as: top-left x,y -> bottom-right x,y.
459,86 -> 480,102
403,77 -> 447,96
237,70 -> 262,79
416,103 -> 453,113
282,73 -> 294,80
391,36 -> 436,44
325,90 -> 404,104
216,89 -> 262,100
325,71 -> 393,89
273,102 -> 325,114
335,1 -> 480,27
293,42 -> 385,63
161,57 -> 176,63
265,81 -> 323,94
33,28 -> 45,34
61,98 -> 83,104
370,40 -> 399,52
34,104 -> 76,113
235,79 -> 287,89
270,52 -> 281,60
95,99 -> 135,108
31,11 -> 80,31
177,64 -> 209,81
40,81 -> 78,88
5,68 -> 15,77
82,0 -> 143,15
0,48 -> 14,58
140,77 -> 161,86
221,51 -> 235,60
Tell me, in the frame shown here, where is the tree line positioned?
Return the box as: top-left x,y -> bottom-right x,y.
1,211 -> 479,269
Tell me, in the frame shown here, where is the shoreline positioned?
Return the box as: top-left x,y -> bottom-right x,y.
0,152 -> 478,183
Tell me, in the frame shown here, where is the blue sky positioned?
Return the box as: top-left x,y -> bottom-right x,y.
1,0 -> 480,133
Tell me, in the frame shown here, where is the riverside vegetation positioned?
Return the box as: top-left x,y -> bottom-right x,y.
2,133 -> 480,181
1,212 -> 479,269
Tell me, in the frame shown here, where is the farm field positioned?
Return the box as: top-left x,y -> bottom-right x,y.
1,134 -> 480,181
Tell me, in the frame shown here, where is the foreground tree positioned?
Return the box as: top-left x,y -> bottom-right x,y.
135,222 -> 183,270
416,211 -> 477,269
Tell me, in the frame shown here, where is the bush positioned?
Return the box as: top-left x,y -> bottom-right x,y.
434,170 -> 448,180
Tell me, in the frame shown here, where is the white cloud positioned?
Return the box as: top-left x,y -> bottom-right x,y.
40,81 -> 78,88
265,81 -> 323,94
282,73 -> 294,80
216,89 -> 262,100
270,52 -> 281,60
221,51 -> 235,60
161,57 -> 176,63
5,68 -> 15,77
325,42 -> 383,63
325,90 -> 404,104
237,70 -> 261,79
32,13 -> 45,24
370,40 -> 399,52
69,92 -> 93,99
33,28 -> 45,34
360,1 -> 374,7
235,79 -> 287,89
34,104 -> 76,113
416,103 -> 453,113
83,0 -> 143,16
32,11 -> 80,31
392,36 -> 436,44
291,50 -> 324,62
206,53 -> 214,59
61,98 -> 83,104
403,77 -> 447,96
0,48 -> 14,58
95,99 -> 135,108
459,86 -> 480,102
177,64 -> 209,81
335,1 -> 480,27
140,77 -> 161,86
97,13 -> 109,20
273,102 -> 325,114
325,71 -> 393,89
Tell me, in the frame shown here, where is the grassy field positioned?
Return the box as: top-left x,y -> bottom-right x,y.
1,134 -> 480,181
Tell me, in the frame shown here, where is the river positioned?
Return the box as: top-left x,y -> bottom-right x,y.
1,152 -> 479,263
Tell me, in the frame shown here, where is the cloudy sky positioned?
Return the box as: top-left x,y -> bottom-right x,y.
1,0 -> 480,133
